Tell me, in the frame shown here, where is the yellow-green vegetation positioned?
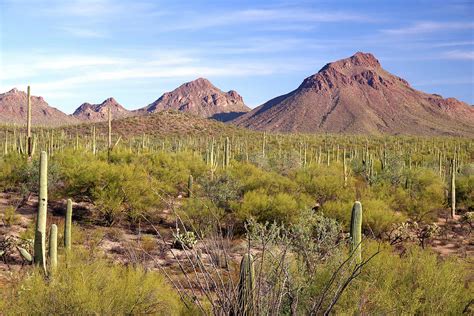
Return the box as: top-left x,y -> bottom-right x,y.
0,126 -> 472,314
307,242 -> 471,315
1,252 -> 185,315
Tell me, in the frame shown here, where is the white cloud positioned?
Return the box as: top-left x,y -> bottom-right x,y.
383,21 -> 474,35
442,50 -> 474,60
166,8 -> 373,31
61,26 -> 106,38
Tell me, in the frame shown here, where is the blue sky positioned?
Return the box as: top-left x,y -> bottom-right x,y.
0,0 -> 473,113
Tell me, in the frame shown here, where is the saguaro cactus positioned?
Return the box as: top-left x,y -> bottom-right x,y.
34,151 -> 48,273
350,201 -> 362,265
92,125 -> 97,155
26,86 -> 32,158
49,224 -> 58,271
238,253 -> 255,315
224,137 -> 230,168
64,199 -> 73,250
343,148 -> 348,187
451,159 -> 456,218
187,175 -> 193,198
107,106 -> 112,161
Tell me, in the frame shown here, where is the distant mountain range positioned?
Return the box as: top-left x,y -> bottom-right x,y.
0,88 -> 78,126
1,52 -> 473,136
234,52 -> 474,136
72,97 -> 131,121
135,77 -> 249,121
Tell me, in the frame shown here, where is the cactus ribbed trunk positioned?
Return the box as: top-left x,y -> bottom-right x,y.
107,107 -> 112,161
26,86 -> 32,158
92,125 -> 96,155
224,137 -> 230,168
343,148 -> 348,187
451,159 -> 456,218
350,201 -> 362,265
34,151 -> 48,273
49,224 -> 58,271
65,198 -> 72,250
238,253 -> 255,316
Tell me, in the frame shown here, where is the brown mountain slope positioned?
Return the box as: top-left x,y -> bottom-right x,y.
233,52 -> 474,137
137,78 -> 250,121
72,97 -> 131,122
0,88 -> 78,126
64,110 -> 244,137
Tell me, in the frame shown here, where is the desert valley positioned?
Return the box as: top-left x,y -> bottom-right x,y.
0,1 -> 473,315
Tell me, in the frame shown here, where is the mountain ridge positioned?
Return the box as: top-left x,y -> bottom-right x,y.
71,97 -> 131,122
232,52 -> 474,136
136,78 -> 250,121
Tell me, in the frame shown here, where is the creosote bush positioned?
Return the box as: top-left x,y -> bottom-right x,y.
2,252 -> 185,315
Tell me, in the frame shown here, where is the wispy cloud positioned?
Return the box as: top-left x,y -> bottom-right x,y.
1,54 -> 130,80
383,21 -> 474,35
43,0 -> 156,17
61,26 -> 106,38
166,8 -> 373,31
2,50 -> 311,96
442,50 -> 474,60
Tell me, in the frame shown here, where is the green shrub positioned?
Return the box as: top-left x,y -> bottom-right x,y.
332,242 -> 471,314
457,164 -> 474,211
229,162 -> 297,195
179,197 -> 224,233
322,199 -> 405,236
393,169 -> 444,221
295,164 -> 353,205
236,189 -> 311,225
2,252 -> 184,315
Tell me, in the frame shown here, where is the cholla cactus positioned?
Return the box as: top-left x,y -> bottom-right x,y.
172,229 -> 197,249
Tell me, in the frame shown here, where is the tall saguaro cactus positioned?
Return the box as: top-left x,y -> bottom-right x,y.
238,253 -> 255,316
107,106 -> 112,161
26,86 -> 33,158
224,137 -> 230,168
34,151 -> 48,273
451,159 -> 456,218
350,201 -> 362,265
64,199 -> 73,250
49,224 -> 58,271
343,148 -> 348,187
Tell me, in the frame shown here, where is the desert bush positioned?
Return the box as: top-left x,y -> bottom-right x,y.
457,164 -> 474,211
236,189 -> 312,225
295,164 -> 353,205
321,242 -> 472,314
392,169 -> 444,221
179,197 -> 224,233
1,205 -> 18,226
2,252 -> 184,315
322,199 -> 405,237
199,173 -> 240,210
229,162 -> 297,195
